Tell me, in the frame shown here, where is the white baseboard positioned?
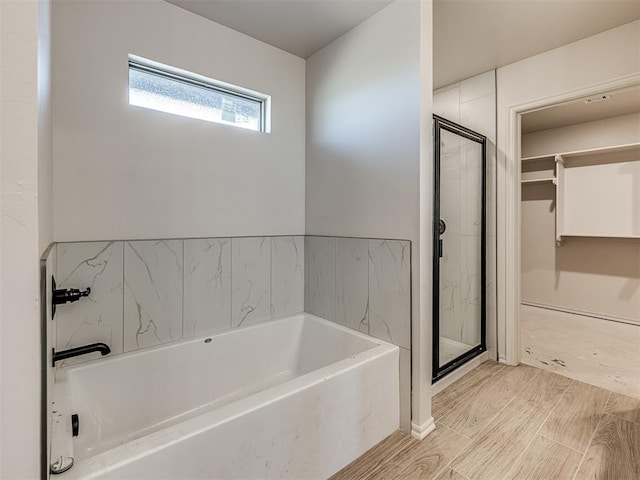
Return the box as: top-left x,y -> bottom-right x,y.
431,352 -> 488,396
521,300 -> 639,327
411,417 -> 436,440
498,354 -> 507,364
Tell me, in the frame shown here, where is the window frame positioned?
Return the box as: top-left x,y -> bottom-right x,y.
128,55 -> 270,133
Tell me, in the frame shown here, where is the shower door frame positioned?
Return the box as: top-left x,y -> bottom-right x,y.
432,114 -> 487,382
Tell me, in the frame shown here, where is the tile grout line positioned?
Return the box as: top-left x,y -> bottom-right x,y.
570,390 -> 612,480
499,377 -> 575,480
269,237 -> 273,319
228,238 -> 232,328
122,241 -> 125,352
538,433 -> 584,455
434,362 -> 508,422
446,395 -> 520,475
428,424 -> 474,480
435,421 -> 473,441
366,239 -> 370,335
358,435 -> 417,480
181,239 -> 185,340
333,237 -> 337,322
451,468 -> 472,480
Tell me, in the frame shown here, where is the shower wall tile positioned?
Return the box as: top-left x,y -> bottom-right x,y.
440,166 -> 462,235
124,240 -> 183,351
433,85 -> 460,123
460,94 -> 496,141
440,129 -> 463,169
440,230 -> 462,342
461,236 -> 482,306
336,238 -> 369,333
461,235 -> 482,346
461,165 -> 483,237
436,70 -> 497,360
486,162 -> 497,235
52,235 -> 411,365
231,237 -> 271,327
368,240 -> 411,350
486,234 -> 498,351
183,238 -> 231,338
271,236 -> 304,318
305,236 -> 336,321
459,70 -> 494,103
56,241 -> 124,365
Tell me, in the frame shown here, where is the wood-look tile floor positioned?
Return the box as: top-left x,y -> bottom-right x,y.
331,361 -> 640,480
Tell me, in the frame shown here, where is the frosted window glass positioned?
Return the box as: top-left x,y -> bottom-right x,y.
129,67 -> 263,132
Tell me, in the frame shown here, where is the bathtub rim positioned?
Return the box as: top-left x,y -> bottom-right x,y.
54,312 -> 394,377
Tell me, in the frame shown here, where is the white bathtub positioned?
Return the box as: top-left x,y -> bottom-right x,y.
52,314 -> 399,479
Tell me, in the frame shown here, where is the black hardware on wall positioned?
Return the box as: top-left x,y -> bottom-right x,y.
52,276 -> 91,318
52,343 -> 111,366
71,414 -> 79,437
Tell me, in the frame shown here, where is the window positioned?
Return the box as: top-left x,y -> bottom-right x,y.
128,55 -> 269,132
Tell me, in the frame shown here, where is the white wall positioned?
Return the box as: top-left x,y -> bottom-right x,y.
305,0 -> 433,436
0,0 -> 53,477
496,20 -> 640,362
521,113 -> 640,322
306,1 -> 420,243
522,112 -> 640,158
53,0 -> 305,242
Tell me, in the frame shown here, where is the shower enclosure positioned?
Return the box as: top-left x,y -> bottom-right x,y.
432,115 -> 486,381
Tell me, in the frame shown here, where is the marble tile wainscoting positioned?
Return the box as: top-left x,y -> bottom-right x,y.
305,236 -> 412,429
52,236 -> 305,366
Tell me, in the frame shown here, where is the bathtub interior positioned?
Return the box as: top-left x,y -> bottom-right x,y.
55,314 -> 384,461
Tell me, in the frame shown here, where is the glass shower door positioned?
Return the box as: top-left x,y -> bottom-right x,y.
433,115 -> 486,382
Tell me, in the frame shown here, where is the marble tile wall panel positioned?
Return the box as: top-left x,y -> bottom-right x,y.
440,128 -> 462,170
440,232 -> 462,342
183,238 -> 231,338
54,235 -> 411,364
56,241 -> 124,365
271,236 -> 304,318
460,162 -> 483,237
336,238 -> 369,333
440,164 -> 462,236
460,94 -> 496,142
459,70 -> 494,103
368,240 -> 411,350
433,84 -> 460,123
305,236 -> 336,321
434,72 -> 497,356
460,235 -> 483,346
231,237 -> 271,327
123,240 -> 183,352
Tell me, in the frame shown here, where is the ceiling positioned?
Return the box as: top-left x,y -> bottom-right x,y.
521,85 -> 640,133
167,0 -> 640,88
433,0 -> 640,88
166,0 -> 394,58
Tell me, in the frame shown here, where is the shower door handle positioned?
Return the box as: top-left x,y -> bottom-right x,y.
439,239 -> 443,258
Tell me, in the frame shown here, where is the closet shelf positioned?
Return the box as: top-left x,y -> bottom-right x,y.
558,233 -> 640,239
521,177 -> 555,184
521,142 -> 640,162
